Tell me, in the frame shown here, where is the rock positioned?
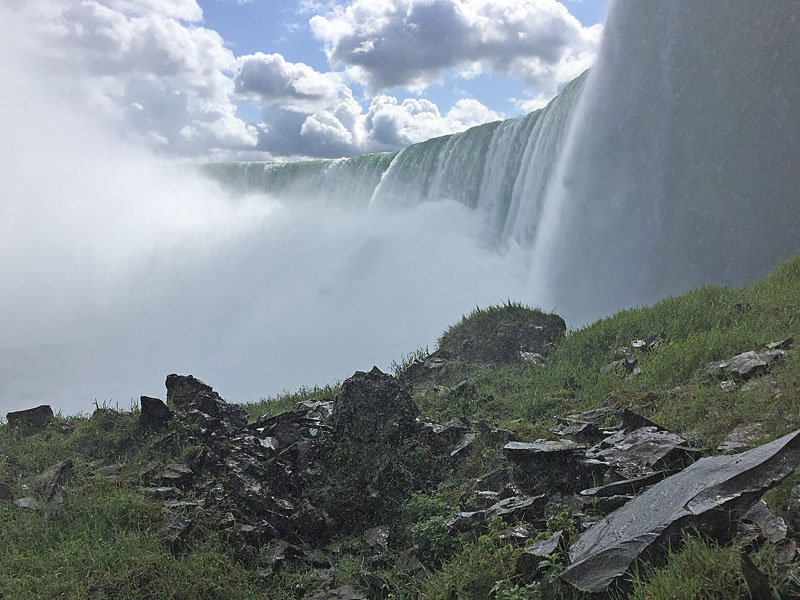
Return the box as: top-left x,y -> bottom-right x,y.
450,432 -> 477,458
766,337 -> 793,350
159,511 -> 192,551
740,500 -> 787,544
6,405 -> 54,430
475,469 -> 510,492
158,464 -> 193,487
437,307 -> 566,366
706,348 -> 787,381
504,440 -> 593,493
365,525 -> 389,555
138,486 -> 183,500
331,367 -> 419,444
561,429 -> 800,594
577,494 -> 634,515
0,482 -> 12,500
140,396 -> 172,428
549,419 -> 603,444
631,333 -> 666,352
258,539 -> 307,577
447,495 -> 546,535
740,551 -> 772,599
585,427 -> 698,479
15,497 -> 41,510
305,585 -> 367,600
718,422 -> 763,453
579,471 -> 667,499
599,359 -> 627,375
165,374 -> 248,428
517,531 -> 564,575
38,458 -> 74,502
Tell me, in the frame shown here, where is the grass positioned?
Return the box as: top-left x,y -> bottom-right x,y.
1,253 -> 799,599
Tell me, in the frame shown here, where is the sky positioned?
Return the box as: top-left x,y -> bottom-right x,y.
7,0 -> 607,161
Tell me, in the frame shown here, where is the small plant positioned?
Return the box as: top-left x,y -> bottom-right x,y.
490,579 -> 542,600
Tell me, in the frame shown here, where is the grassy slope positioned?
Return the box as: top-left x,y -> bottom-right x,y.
1,253 -> 798,599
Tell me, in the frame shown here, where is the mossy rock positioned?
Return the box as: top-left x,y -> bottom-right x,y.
438,303 -> 566,366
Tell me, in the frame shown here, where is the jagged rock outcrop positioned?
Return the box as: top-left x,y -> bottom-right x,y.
331,366 -> 419,444
140,396 -> 172,428
561,429 -> 800,594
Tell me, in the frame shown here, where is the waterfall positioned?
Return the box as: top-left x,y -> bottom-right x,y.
206,1 -> 799,324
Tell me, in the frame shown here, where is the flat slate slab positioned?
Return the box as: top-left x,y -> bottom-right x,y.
561,429 -> 800,594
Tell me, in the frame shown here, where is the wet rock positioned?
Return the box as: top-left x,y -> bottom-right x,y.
517,531 -> 564,575
579,471 -> 667,499
138,486 -> 183,500
140,396 -> 172,428
450,432 -> 477,458
6,405 -> 54,430
0,482 -> 12,500
38,458 -> 74,502
561,429 -> 800,594
166,374 -> 248,428
585,427 -> 698,480
766,337 -> 793,350
550,419 -> 603,444
15,497 -> 41,510
718,422 -> 763,453
631,333 -> 666,352
504,440 -> 593,494
706,348 -> 788,381
258,539 -> 307,577
158,463 -> 193,487
740,500 -> 787,544
159,511 -> 192,551
437,308 -> 566,366
447,495 -> 546,535
332,367 -> 419,444
305,585 -> 367,600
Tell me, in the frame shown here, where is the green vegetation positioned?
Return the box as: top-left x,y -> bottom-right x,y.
2,253 -> 799,598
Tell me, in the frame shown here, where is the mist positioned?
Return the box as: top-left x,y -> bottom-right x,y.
0,11 -> 540,415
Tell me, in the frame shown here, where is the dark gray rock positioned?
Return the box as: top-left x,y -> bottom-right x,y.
0,482 -> 13,501
766,337 -> 793,350
258,539 -> 307,577
741,500 -> 787,544
585,427 -> 698,479
38,458 -> 73,502
561,429 -> 800,594
140,396 -> 172,428
447,495 -> 546,535
332,367 -> 419,444
158,464 -> 193,487
159,511 -> 192,550
166,374 -> 248,428
504,440 -> 593,494
717,422 -> 763,453
6,405 -> 54,430
517,530 -> 564,575
579,471 -> 667,499
305,585 -> 367,600
706,348 -> 788,381
450,432 -> 477,458
138,486 -> 183,500
550,419 -> 603,444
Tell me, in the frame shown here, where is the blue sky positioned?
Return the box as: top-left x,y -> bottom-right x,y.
9,0 -> 608,160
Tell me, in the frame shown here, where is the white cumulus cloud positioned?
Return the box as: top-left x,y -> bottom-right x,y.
309,0 -> 601,98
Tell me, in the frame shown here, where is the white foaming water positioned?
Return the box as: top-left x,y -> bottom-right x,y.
3,2 -> 799,415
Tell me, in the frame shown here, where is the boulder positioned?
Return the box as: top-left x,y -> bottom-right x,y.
165,374 -> 248,428
561,429 -> 800,594
331,367 -> 419,444
740,500 -> 787,544
437,306 -> 566,366
6,405 -> 54,430
706,348 -> 788,381
503,440 -> 594,494
140,396 -> 172,428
